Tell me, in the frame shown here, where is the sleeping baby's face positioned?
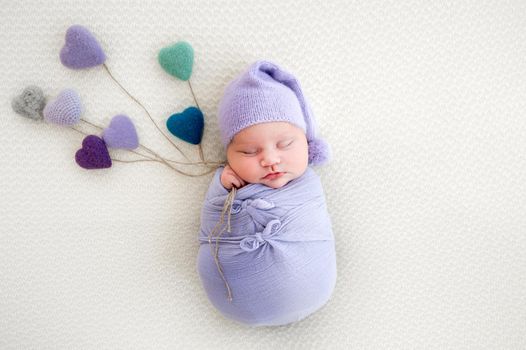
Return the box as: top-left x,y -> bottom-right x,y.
226,122 -> 309,189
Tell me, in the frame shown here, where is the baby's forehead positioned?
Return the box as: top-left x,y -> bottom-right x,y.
231,121 -> 304,144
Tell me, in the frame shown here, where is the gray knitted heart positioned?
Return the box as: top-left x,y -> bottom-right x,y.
12,86 -> 46,120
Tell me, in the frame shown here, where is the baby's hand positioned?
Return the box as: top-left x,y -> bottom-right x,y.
220,164 -> 246,190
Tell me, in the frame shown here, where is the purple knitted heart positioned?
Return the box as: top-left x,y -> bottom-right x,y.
43,89 -> 82,125
75,135 -> 112,169
60,25 -> 106,69
102,114 -> 139,149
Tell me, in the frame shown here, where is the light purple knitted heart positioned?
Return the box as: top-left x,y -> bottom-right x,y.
102,114 -> 139,149
60,25 -> 106,69
75,135 -> 112,169
43,89 -> 82,125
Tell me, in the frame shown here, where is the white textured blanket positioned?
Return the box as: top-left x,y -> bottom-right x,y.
1,1 -> 525,349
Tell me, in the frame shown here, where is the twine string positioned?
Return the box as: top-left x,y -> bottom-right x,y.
102,63 -> 191,162
188,79 -> 205,163
79,118 -> 222,167
70,125 -> 219,177
207,187 -> 237,302
188,79 -> 201,110
80,119 -> 157,161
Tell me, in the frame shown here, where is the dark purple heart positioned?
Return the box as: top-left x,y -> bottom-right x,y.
75,135 -> 112,169
102,114 -> 139,149
60,25 -> 106,69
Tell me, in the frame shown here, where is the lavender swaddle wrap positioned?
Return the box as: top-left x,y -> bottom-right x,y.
197,166 -> 336,326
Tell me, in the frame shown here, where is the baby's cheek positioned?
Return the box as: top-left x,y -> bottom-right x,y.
239,161 -> 262,183
292,142 -> 309,172
227,158 -> 257,183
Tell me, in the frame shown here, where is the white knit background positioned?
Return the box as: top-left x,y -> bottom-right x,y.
1,1 -> 525,349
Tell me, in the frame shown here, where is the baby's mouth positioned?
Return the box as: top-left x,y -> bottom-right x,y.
263,172 -> 285,180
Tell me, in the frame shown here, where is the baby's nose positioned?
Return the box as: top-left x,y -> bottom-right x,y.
260,150 -> 280,168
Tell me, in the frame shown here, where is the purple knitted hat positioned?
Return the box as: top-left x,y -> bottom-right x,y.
218,60 -> 330,166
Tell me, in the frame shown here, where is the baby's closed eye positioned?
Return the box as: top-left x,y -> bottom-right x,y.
238,140 -> 294,155
239,149 -> 257,155
278,139 -> 294,148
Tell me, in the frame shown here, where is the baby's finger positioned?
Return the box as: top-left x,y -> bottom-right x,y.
231,177 -> 242,189
232,172 -> 243,183
233,175 -> 245,187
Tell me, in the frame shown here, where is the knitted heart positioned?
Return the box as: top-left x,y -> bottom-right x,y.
43,89 -> 82,126
158,41 -> 194,81
75,135 -> 112,169
102,114 -> 139,150
60,25 -> 106,69
166,107 -> 204,145
43,89 -> 82,125
11,86 -> 46,120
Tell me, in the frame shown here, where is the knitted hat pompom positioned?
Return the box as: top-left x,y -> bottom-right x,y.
308,138 -> 331,166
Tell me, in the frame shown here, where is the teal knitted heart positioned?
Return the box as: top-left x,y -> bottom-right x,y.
158,42 -> 194,81
166,107 -> 204,145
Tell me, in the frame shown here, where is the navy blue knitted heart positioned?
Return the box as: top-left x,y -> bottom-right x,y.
166,107 -> 204,145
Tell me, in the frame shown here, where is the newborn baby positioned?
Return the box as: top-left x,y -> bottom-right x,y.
197,60 -> 336,326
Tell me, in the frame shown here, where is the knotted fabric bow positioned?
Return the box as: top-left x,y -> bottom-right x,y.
231,197 -> 278,229
239,219 -> 282,252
